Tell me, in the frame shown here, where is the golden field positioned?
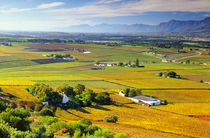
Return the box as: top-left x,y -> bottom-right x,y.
55,94 -> 210,138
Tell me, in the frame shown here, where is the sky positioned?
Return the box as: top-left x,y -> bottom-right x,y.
0,0 -> 210,31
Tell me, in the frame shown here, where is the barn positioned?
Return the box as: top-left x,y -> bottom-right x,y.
131,95 -> 161,106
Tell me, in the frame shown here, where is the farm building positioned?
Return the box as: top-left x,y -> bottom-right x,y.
119,91 -> 125,96
131,95 -> 161,106
107,63 -> 117,67
95,63 -> 116,67
63,57 -> 75,60
62,92 -> 69,104
162,58 -> 172,63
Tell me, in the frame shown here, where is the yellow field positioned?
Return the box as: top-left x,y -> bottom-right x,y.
55,94 -> 210,138
86,72 -> 210,88
142,89 -> 210,103
0,80 -> 35,85
1,86 -> 38,102
154,103 -> 210,115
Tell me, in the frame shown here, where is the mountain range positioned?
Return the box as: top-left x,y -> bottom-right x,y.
60,17 -> 210,33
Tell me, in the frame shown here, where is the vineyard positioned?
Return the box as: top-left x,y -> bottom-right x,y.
0,40 -> 209,137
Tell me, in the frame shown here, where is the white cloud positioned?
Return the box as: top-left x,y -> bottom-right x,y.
96,0 -> 122,4
37,2 -> 64,9
0,2 -> 64,13
47,0 -> 210,18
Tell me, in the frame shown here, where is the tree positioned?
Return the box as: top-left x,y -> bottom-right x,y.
117,62 -> 123,67
163,100 -> 168,105
95,92 -> 111,105
123,88 -> 130,97
200,80 -> 204,83
57,85 -> 75,97
28,83 -> 53,99
0,108 -> 31,131
158,72 -> 163,77
39,109 -> 54,116
81,89 -> 96,106
128,89 -> 137,97
46,92 -> 62,106
135,59 -> 139,67
165,71 -> 177,78
186,60 -> 190,64
75,84 -> 85,94
0,100 -> 11,113
104,115 -> 118,123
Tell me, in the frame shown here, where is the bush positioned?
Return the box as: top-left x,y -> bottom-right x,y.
128,89 -> 137,97
39,109 -> 54,116
0,108 -> 31,131
93,128 -> 112,137
104,115 -> 118,123
123,88 -> 130,97
39,116 -> 58,125
114,133 -> 127,138
74,128 -> 81,138
0,100 -> 11,113
75,84 -> 85,94
165,71 -> 177,78
158,72 -> 163,77
95,92 -> 111,105
79,118 -> 92,126
50,121 -> 68,133
57,85 -> 76,97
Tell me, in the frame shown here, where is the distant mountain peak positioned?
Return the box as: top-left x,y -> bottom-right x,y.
203,17 -> 210,21
60,18 -> 210,33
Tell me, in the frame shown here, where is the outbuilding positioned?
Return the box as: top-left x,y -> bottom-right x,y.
131,95 -> 161,106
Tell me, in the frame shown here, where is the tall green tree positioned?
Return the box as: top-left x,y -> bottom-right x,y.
135,59 -> 139,67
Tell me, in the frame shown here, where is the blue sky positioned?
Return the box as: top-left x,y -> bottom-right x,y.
0,0 -> 210,31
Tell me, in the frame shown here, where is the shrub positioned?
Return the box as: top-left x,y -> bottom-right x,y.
158,72 -> 163,77
57,85 -> 76,97
128,89 -> 137,97
165,71 -> 177,78
114,133 -> 127,138
74,128 -> 81,138
0,100 -> 11,113
93,128 -> 112,137
39,116 -> 58,125
123,88 -> 130,97
50,121 -> 68,133
79,118 -> 92,126
95,92 -> 111,105
75,84 -> 85,94
0,108 -> 31,131
39,109 -> 54,116
104,115 -> 118,123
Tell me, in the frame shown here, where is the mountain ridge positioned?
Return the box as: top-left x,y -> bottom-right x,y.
60,17 -> 210,33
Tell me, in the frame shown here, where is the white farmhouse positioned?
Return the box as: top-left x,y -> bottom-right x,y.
63,57 -> 75,60
119,91 -> 125,96
62,92 -> 69,104
131,95 -> 161,106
